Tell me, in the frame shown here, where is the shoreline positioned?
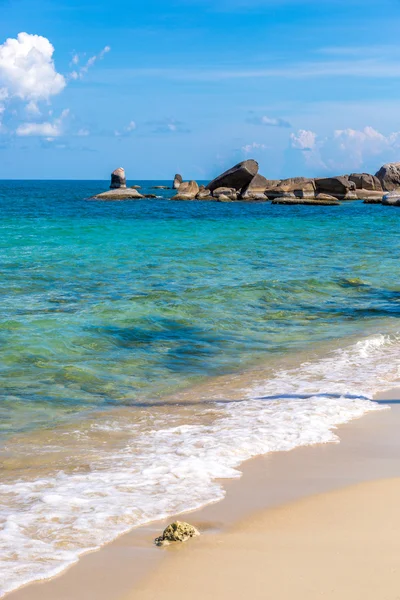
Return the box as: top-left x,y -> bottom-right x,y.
7,387 -> 400,600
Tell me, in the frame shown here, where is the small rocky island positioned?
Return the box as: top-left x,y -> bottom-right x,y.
92,161 -> 400,206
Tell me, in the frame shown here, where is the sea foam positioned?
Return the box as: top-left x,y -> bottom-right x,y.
0,333 -> 399,596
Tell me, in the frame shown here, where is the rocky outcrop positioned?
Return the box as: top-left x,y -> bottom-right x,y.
314,176 -> 355,199
240,174 -> 272,199
155,522 -> 200,546
382,190 -> 400,206
375,163 -> 400,191
213,187 -> 238,200
173,174 -> 183,189
171,180 -> 199,200
92,188 -> 144,200
207,160 -> 258,192
110,167 -> 127,189
196,186 -> 213,200
265,177 -> 316,199
355,189 -> 384,201
349,173 -> 382,191
152,185 -> 170,189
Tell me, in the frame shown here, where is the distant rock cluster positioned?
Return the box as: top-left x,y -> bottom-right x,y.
91,161 -> 400,206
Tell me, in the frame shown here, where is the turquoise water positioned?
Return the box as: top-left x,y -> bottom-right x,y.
1,181 -> 399,438
1,180 -> 400,596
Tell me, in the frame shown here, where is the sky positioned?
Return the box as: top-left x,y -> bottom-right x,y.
1,0 -> 400,180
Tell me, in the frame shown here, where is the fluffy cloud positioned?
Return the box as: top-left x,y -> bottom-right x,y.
16,108 -> 69,137
69,46 -> 111,80
0,32 -> 65,102
248,115 -> 292,128
290,126 -> 400,173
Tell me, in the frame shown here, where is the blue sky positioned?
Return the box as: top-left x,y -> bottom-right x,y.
1,0 -> 400,179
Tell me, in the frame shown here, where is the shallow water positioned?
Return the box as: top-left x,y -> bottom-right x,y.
0,181 -> 400,595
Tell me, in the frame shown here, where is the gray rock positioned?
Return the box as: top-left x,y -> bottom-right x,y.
152,186 -> 170,189
314,176 -> 355,199
382,190 -> 400,206
265,177 -> 316,199
130,185 -> 142,189
110,167 -> 127,189
316,193 -> 340,201
349,173 -> 382,191
216,194 -> 234,202
196,187 -> 213,200
207,159 -> 258,192
355,190 -> 384,201
376,163 -> 400,191
173,174 -> 183,189
213,187 -> 238,200
155,521 -> 200,547
92,188 -> 144,200
240,174 -> 270,198
171,180 -> 199,200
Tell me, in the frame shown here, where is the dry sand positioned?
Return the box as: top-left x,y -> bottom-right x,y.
7,389 -> 400,600
131,477 -> 400,600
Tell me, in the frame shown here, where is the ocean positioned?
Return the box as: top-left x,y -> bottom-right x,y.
1,180 -> 400,595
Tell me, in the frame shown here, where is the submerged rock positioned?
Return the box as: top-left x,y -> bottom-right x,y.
272,197 -> 340,206
92,188 -> 144,200
152,185 -> 170,189
376,163 -> 400,191
207,159 -> 258,192
173,174 -> 183,189
110,167 -> 127,189
155,521 -> 200,546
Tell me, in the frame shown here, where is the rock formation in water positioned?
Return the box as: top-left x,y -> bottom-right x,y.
92,189 -> 144,200
382,190 -> 400,206
375,163 -> 400,191
110,167 -> 127,189
171,180 -> 199,200
240,174 -> 270,199
207,159 -> 259,192
349,173 -> 382,191
154,521 -> 200,546
173,174 -> 183,189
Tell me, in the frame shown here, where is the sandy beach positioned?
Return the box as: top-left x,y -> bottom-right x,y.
8,387 -> 400,600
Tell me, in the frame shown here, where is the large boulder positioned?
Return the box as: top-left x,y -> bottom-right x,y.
382,190 -> 400,206
349,173 -> 382,191
355,189 -> 384,201
92,188 -> 144,200
314,176 -> 355,199
173,174 -> 183,189
240,174 -> 271,199
196,186 -> 213,200
375,163 -> 400,191
110,167 -> 127,189
207,159 -> 258,192
265,177 -> 316,199
171,180 -> 199,200
213,187 -> 238,200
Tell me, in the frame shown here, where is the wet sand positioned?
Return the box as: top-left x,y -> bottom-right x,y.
7,388 -> 400,600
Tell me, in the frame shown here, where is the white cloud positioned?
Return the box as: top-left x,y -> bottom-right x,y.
290,126 -> 400,173
69,45 -> 111,80
0,32 -> 65,102
242,142 -> 267,154
16,108 -> 69,137
291,129 -> 317,150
